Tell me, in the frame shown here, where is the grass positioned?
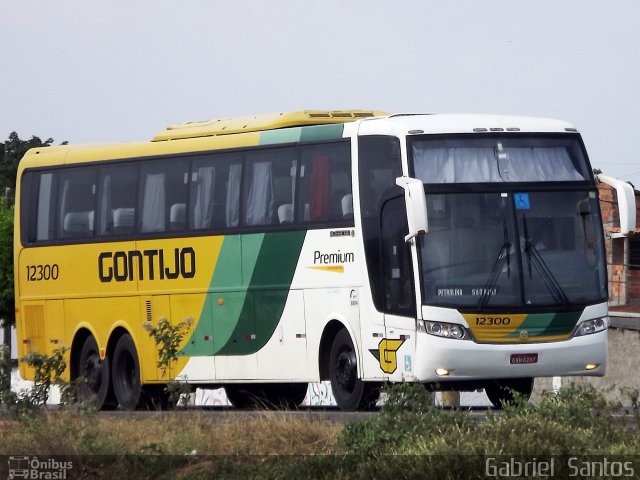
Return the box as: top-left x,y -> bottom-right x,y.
2,383 -> 640,479
0,410 -> 341,456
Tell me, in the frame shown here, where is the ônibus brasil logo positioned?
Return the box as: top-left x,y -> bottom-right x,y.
8,456 -> 72,479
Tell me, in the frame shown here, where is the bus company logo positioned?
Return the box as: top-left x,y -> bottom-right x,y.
98,247 -> 196,282
8,456 -> 72,479
307,249 -> 355,273
369,338 -> 405,374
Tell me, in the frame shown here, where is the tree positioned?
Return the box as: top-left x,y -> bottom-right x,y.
0,132 -> 67,193
0,203 -> 13,329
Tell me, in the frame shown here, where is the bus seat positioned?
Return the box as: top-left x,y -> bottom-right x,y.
170,203 -> 186,230
63,211 -> 94,236
113,207 -> 135,233
342,194 -> 353,220
278,203 -> 294,224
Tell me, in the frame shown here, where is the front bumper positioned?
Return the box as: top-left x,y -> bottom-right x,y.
411,328 -> 607,382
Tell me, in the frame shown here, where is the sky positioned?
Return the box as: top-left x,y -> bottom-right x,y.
2,0 -> 639,184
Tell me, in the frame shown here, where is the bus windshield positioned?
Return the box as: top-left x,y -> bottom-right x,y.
409,134 -> 606,310
417,191 -> 606,309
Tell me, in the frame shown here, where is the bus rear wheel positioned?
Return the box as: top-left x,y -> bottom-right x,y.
111,334 -> 143,410
77,335 -> 111,409
329,329 -> 380,411
485,378 -> 534,408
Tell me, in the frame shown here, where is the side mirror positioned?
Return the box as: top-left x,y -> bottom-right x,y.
395,176 -> 428,243
596,174 -> 636,237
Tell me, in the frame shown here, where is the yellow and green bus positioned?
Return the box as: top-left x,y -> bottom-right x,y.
14,110 -> 634,410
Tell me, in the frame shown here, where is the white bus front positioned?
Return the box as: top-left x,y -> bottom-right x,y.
356,116 -> 613,407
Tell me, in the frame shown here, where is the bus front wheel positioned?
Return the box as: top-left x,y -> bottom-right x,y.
111,334 -> 143,410
329,329 -> 379,411
77,335 -> 111,409
485,378 -> 534,408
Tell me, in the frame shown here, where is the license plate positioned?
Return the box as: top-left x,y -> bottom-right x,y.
510,353 -> 538,364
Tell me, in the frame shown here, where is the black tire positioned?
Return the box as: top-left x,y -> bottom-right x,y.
329,328 -> 380,411
77,335 -> 111,409
485,378 -> 534,408
111,334 -> 143,410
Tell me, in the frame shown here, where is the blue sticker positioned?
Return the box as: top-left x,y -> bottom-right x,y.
404,355 -> 412,372
514,193 -> 530,210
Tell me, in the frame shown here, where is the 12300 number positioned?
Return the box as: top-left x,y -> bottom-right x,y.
475,317 -> 511,326
26,264 -> 59,282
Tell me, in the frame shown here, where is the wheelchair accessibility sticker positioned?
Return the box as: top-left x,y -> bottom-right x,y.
514,193 -> 530,210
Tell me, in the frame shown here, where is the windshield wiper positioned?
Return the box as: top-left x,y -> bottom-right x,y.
522,215 -> 570,305
478,217 -> 511,309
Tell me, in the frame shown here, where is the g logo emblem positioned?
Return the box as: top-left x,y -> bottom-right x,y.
369,339 -> 405,374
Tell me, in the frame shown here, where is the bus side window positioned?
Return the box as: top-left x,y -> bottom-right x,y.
34,172 -> 55,242
244,148 -> 297,227
140,160 -> 189,234
190,155 -> 242,231
380,196 -> 415,316
297,142 -> 352,225
358,135 -> 403,312
56,167 -> 96,240
97,164 -> 137,236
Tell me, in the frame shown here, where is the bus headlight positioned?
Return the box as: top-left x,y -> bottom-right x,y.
422,321 -> 468,340
575,317 -> 608,337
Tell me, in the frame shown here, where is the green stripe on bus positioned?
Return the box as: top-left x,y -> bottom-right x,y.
259,127 -> 302,145
259,124 -> 344,145
300,124 -> 344,142
180,235 -> 247,357
507,311 -> 581,338
542,311 -> 582,335
181,231 -> 306,357
217,230 -> 306,355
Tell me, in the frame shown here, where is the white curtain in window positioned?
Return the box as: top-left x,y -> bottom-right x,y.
413,145 -> 584,183
99,175 -> 113,234
58,179 -> 71,234
36,173 -> 53,241
226,164 -> 241,227
501,147 -> 584,181
413,147 -> 501,183
245,161 -> 274,225
141,173 -> 166,232
193,167 -> 215,229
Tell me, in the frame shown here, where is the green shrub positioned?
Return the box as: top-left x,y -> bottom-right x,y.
326,382 -> 640,479
143,317 -> 193,407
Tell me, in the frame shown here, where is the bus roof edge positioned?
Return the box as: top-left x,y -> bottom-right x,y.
152,110 -> 388,141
